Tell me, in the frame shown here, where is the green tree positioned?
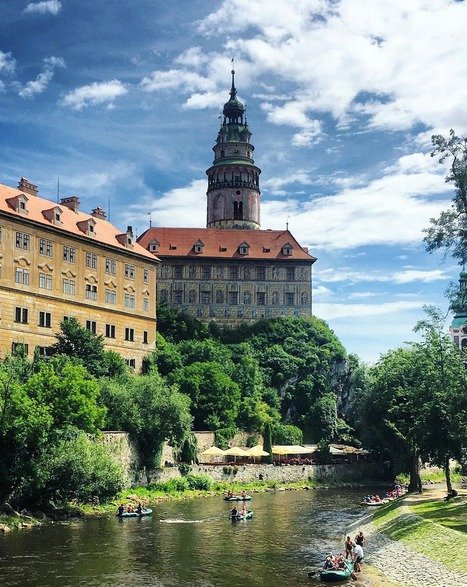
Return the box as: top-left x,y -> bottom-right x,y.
424,130 -> 467,265
412,307 -> 467,493
100,373 -> 192,469
263,421 -> 273,464
49,317 -> 108,377
0,356 -> 52,503
361,347 -> 423,492
169,362 -> 240,430
24,357 -> 106,433
25,431 -> 125,505
304,393 -> 337,443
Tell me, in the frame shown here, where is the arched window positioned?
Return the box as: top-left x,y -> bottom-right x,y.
300,292 -> 308,305
243,290 -> 251,304
188,289 -> 196,303
234,201 -> 243,220
271,291 -> 278,305
221,149 -> 225,158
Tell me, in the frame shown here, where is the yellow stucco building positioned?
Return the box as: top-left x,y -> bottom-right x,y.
0,178 -> 159,370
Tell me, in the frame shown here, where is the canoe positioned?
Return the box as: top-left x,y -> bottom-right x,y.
223,495 -> 252,501
117,508 -> 152,518
229,510 -> 253,520
319,561 -> 354,582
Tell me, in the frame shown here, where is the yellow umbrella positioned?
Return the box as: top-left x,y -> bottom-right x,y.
246,445 -> 270,456
246,445 -> 270,463
224,446 -> 247,463
200,446 -> 225,456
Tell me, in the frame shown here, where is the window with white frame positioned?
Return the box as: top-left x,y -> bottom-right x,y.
15,232 -> 30,250
105,258 -> 117,275
85,284 -> 97,300
14,307 -> 28,323
63,278 -> 76,295
63,246 -> 76,263
39,238 -> 53,256
15,267 -> 30,285
124,264 -> 135,279
105,324 -> 116,338
38,311 -> 52,328
85,252 -> 98,269
105,289 -> 116,305
124,327 -> 134,342
124,293 -> 135,308
39,272 -> 52,290
86,320 -> 97,334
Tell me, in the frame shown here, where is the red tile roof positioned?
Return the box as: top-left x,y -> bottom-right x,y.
138,227 -> 316,262
0,181 -> 157,261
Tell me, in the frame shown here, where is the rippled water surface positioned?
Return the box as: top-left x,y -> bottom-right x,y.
0,488 -> 375,586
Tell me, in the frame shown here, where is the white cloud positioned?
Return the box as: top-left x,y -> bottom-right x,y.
315,300 -> 424,320
140,70 -> 215,93
0,51 -> 16,74
60,80 -> 127,111
317,267 -> 448,284
24,0 -> 62,15
312,285 -> 332,298
129,180 -> 206,228
262,170 -> 315,195
190,1 -> 467,137
348,292 -> 378,299
262,150 -> 451,250
18,56 -> 65,99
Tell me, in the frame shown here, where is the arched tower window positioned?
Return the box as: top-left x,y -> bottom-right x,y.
234,201 -> 243,220
221,149 -> 225,158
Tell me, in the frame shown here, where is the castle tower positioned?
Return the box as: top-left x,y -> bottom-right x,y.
206,68 -> 261,229
450,269 -> 467,350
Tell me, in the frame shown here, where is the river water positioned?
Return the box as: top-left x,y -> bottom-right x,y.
0,488 -> 376,587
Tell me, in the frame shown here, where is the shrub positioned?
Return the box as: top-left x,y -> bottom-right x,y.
185,474 -> 212,491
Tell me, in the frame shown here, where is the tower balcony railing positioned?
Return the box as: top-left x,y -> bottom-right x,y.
208,180 -> 259,190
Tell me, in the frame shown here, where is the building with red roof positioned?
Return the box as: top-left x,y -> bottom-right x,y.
0,178 -> 158,369
138,69 -> 316,325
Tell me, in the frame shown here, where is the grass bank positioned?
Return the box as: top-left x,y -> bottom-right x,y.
372,488 -> 467,573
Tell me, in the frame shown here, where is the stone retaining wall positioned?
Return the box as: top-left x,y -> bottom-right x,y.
142,461 -> 385,486
99,431 -> 385,487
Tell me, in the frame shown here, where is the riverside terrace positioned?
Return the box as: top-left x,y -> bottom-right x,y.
197,444 -> 370,466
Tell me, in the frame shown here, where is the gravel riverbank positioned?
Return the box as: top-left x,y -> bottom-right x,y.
348,488 -> 467,587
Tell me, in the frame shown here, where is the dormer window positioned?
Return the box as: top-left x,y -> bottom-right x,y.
149,239 -> 159,253
238,241 -> 250,255
77,218 -> 96,237
194,240 -> 204,254
169,244 -> 177,250
7,194 -> 29,215
282,242 -> 293,256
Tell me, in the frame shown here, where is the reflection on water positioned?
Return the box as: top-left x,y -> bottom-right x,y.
0,488 -> 377,587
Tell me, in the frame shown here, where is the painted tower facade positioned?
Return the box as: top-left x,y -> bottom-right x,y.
206,68 -> 261,230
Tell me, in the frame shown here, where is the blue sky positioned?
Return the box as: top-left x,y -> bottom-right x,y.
1,0 -> 466,362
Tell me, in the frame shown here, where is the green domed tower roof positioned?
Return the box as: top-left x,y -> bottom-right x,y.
223,68 -> 245,121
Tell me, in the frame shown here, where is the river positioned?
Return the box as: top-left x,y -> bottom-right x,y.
0,488 -> 377,586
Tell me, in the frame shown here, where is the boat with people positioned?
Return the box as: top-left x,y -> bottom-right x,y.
223,495 -> 252,501
319,560 -> 354,582
360,500 -> 385,506
117,508 -> 153,518
229,510 -> 253,520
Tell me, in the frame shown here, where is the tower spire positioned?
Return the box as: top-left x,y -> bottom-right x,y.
205,64 -> 261,230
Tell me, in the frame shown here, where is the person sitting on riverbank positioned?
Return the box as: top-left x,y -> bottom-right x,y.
353,543 -> 364,572
344,536 -> 354,559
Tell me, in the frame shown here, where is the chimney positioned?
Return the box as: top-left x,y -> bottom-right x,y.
60,196 -> 80,212
18,177 -> 38,196
91,207 -> 106,220
127,225 -> 133,236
